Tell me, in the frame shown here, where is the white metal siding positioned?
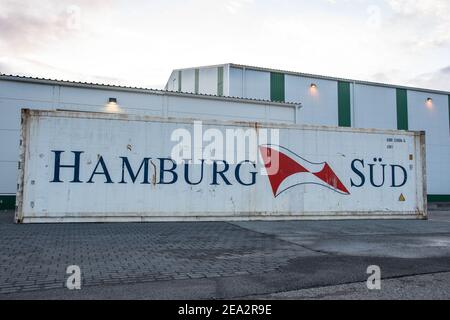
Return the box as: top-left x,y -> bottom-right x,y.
0,80 -> 56,195
228,67 -> 270,101
222,65 -> 230,96
285,75 -> 338,126
229,67 -> 244,97
198,67 -> 218,95
181,69 -> 196,93
0,130 -> 20,162
3,70 -> 450,198
407,91 -> 450,194
353,84 -> 397,130
0,78 -> 296,195
0,162 -> 17,194
167,97 -> 294,123
243,69 -> 270,101
58,86 -> 165,116
0,80 -> 55,101
165,71 -> 178,91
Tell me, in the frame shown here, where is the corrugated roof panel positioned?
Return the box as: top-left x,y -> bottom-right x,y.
0,73 -> 299,107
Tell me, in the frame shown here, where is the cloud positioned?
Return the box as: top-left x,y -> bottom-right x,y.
408,65 -> 450,92
0,0 -> 449,92
440,66 -> 450,74
224,0 -> 254,14
0,55 -> 132,87
0,61 -> 11,74
0,0 -> 107,52
321,0 -> 450,48
386,0 -> 449,18
0,0 -> 134,85
370,71 -> 401,84
370,67 -> 450,92
385,0 -> 450,48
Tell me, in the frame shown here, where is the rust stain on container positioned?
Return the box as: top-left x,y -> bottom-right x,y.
150,160 -> 157,186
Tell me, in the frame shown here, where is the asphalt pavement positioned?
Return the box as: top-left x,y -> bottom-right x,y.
0,210 -> 449,299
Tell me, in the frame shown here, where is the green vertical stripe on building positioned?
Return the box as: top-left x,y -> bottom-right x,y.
0,195 -> 15,210
177,70 -> 182,92
270,72 -> 285,102
195,69 -> 199,94
396,88 -> 408,130
217,67 -> 224,96
337,81 -> 351,127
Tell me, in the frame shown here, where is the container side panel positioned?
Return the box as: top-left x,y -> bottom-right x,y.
19,110 -> 426,222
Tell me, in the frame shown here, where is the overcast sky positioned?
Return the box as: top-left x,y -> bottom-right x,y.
0,0 -> 449,91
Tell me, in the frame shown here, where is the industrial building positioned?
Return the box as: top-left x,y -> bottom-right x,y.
1,63 -> 449,210
166,63 -> 450,203
0,73 -> 298,210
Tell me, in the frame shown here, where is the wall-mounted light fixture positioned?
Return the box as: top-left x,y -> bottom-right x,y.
309,83 -> 318,97
105,97 -> 120,113
426,97 -> 432,103
426,97 -> 433,108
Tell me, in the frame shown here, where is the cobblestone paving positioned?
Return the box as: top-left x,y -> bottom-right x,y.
0,211 -> 316,295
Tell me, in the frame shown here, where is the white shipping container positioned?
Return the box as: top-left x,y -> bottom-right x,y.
16,109 -> 427,223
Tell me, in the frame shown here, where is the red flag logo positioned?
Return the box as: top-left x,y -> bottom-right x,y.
259,145 -> 350,197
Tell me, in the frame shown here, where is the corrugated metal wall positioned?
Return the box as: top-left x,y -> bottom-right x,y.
17,110 -> 426,222
285,74 -> 338,126
176,64 -> 450,201
2,64 -> 449,205
0,78 -> 296,208
407,91 -> 450,197
353,84 -> 397,130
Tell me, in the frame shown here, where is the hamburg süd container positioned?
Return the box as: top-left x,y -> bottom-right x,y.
16,109 -> 427,223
